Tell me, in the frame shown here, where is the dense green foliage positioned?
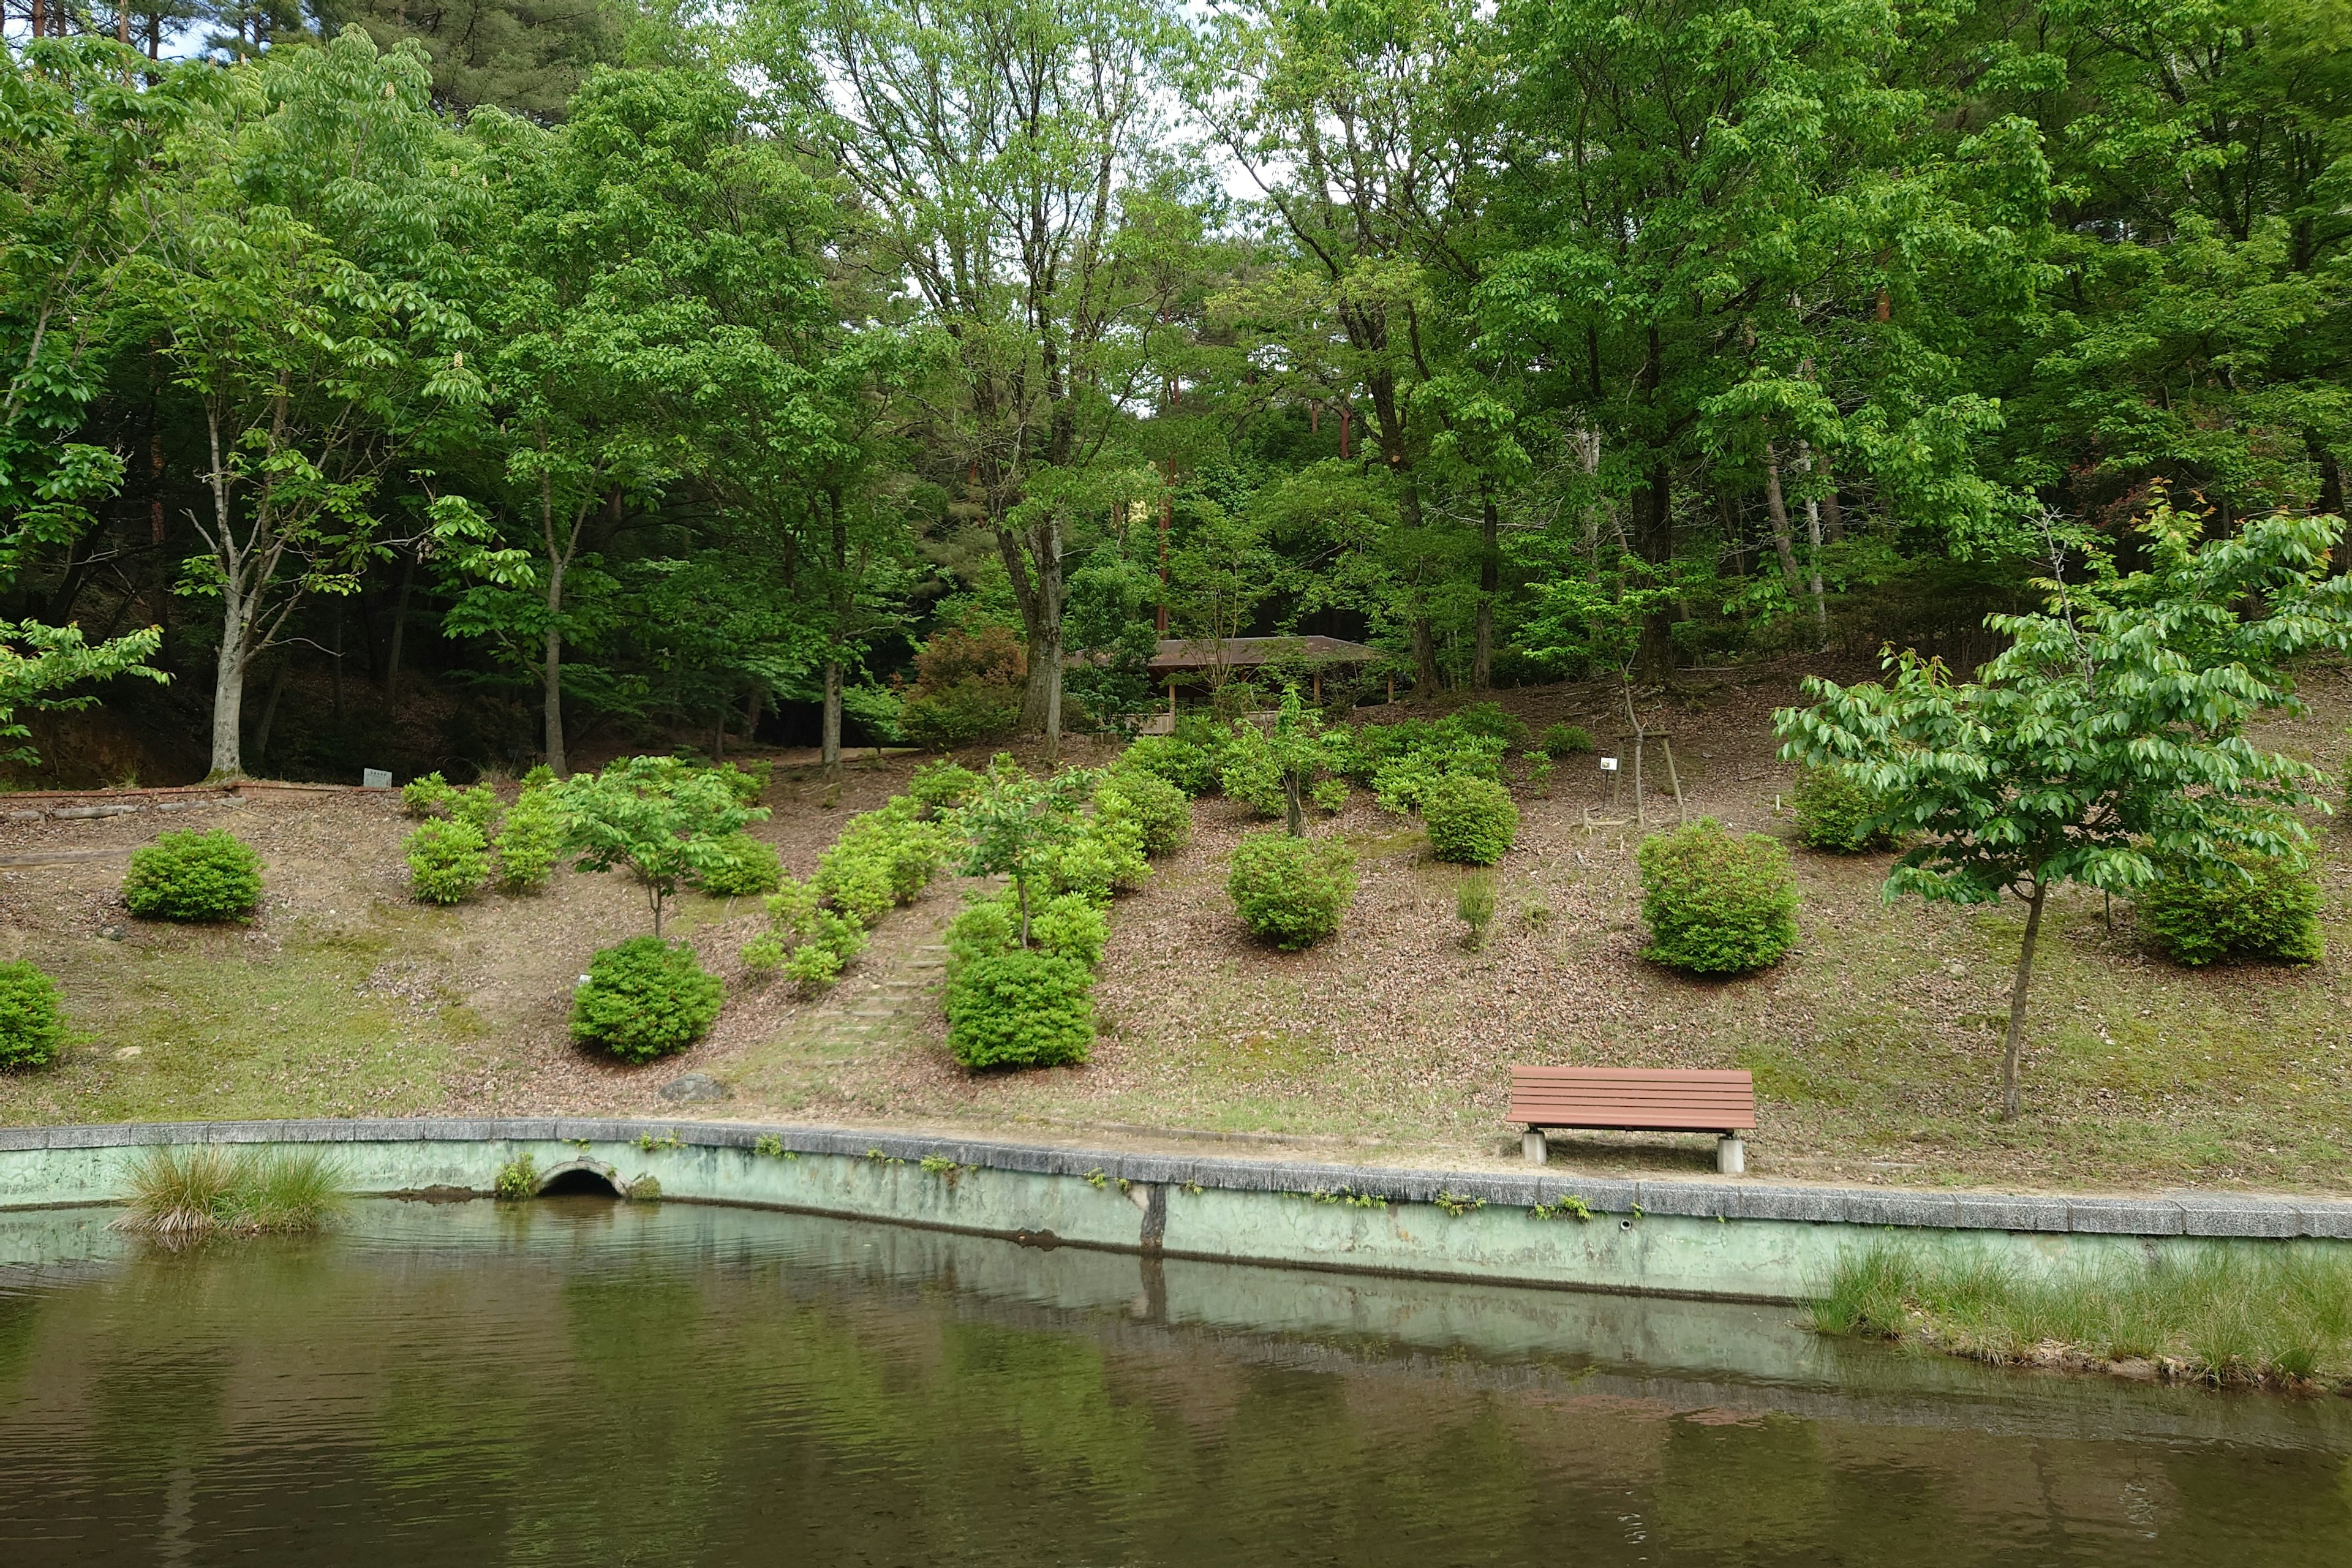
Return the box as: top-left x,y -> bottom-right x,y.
553,756 -> 769,934
405,817 -> 491,904
1421,775 -> 1520,865
2138,851 -> 2326,968
123,830 -> 263,922
568,935 -> 725,1061
0,960 -> 66,1069
1635,820 -> 1800,975
696,832 -> 785,897
944,949 -> 1096,1070
120,1145 -> 347,1238
1098,765 -> 1193,856
1792,766 -> 1894,853
1227,832 -> 1357,950
492,786 -> 564,891
1539,725 -> 1594,760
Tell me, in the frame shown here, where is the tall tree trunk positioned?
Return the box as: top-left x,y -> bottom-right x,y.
1471,485 -> 1499,691
541,556 -> 567,778
1798,441 -> 1828,643
821,659 -> 842,777
1633,462 -> 1674,682
1818,450 -> 1847,543
1763,447 -> 1801,590
1998,881 -> 2048,1123
1041,511 -> 1064,763
210,605 -> 247,779
383,547 -> 415,704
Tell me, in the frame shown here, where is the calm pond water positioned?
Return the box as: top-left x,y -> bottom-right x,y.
2,1197 -> 2350,1566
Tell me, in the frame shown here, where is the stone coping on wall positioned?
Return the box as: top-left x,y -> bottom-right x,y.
4,1117 -> 2347,1242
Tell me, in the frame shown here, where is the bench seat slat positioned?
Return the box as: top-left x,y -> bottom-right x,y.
1509,1065 -> 1757,1133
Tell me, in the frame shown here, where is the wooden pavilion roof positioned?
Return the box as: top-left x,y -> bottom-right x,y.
1147,636 -> 1381,674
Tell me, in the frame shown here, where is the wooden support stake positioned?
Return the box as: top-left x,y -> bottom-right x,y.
1660,734 -> 1687,824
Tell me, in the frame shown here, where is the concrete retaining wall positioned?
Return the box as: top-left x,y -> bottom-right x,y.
4,1118 -> 2347,1303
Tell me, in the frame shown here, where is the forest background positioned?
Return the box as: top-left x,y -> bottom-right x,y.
2,0 -> 2346,785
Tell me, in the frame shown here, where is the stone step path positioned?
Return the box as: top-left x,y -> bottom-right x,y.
793,925 -> 952,1057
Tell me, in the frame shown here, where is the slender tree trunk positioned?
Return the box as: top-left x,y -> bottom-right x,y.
1632,462 -> 1674,682
1409,617 -> 1441,695
1798,441 -> 1828,642
1818,450 -> 1847,543
1284,774 -> 1303,838
1999,881 -> 2048,1123
542,556 -> 567,778
210,611 -> 247,778
1472,486 -> 1499,691
1041,511 -> 1064,763
821,659 -> 842,777
1763,447 -> 1801,591
383,548 -> 414,704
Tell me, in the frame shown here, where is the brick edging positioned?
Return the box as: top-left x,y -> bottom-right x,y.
4,1118 -> 2345,1241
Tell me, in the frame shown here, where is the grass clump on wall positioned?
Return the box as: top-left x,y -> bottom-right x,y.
119,1145 -> 347,1240
1814,1241 -> 2352,1388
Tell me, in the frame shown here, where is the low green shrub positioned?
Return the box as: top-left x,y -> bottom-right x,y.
493,1152 -> 538,1200
783,943 -> 845,989
696,832 -> 783,897
948,892 -> 1108,970
1038,817 -> 1150,903
740,877 -> 867,990
711,760 -> 772,805
1636,819 -> 1800,974
1227,832 -> 1356,950
1368,735 -> 1507,814
902,681 -> 1022,751
451,785 -> 501,833
569,936 -> 725,1062
1217,721 -> 1289,818
405,818 -> 491,905
1450,701 -> 1528,747
1792,765 -> 1894,853
1098,767 -> 1193,856
1456,874 -> 1496,950
946,948 -> 1095,1069
521,764 -> 557,790
1309,777 -> 1348,813
1422,775 -> 1519,864
123,829 -> 263,922
2138,850 -> 2324,967
492,787 -> 564,891
1120,729 -> 1224,796
908,760 -> 982,815
401,772 -> 456,818
0,960 -> 66,1069
816,802 -> 954,919
1540,723 -> 1595,759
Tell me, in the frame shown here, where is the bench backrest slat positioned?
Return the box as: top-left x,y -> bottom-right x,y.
1509,1066 -> 1755,1133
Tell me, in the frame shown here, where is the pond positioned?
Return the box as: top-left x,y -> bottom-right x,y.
2,1196 -> 2349,1566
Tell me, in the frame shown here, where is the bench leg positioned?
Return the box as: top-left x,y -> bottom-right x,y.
1522,1129 -> 1548,1166
1716,1134 -> 1746,1176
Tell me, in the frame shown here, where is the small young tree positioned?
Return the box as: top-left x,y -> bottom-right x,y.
1776,502 -> 2352,1120
951,754 -> 1096,945
551,756 -> 767,935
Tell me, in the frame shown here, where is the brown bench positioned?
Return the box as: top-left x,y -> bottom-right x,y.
1510,1066 -> 1756,1174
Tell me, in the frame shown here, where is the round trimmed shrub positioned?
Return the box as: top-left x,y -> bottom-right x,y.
1227,832 -> 1357,951
123,830 -> 263,922
405,818 -> 490,905
1636,819 -> 1800,974
2138,850 -> 2323,967
568,936 -> 725,1062
946,948 -> 1095,1069
1098,767 -> 1193,856
696,832 -> 783,897
1792,765 -> 1893,853
908,760 -> 982,815
1120,732 -> 1223,796
0,960 -> 66,1069
902,682 -> 1021,751
1422,775 -> 1519,865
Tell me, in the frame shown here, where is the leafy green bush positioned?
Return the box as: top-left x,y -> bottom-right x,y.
1038,816 -> 1149,903
0,960 -> 66,1069
2138,850 -> 2324,967
1450,701 -> 1528,747
908,760 -> 982,815
1098,766 -> 1193,856
521,764 -> 557,790
711,760 -> 772,805
946,949 -> 1095,1069
406,818 -> 491,904
123,830 -> 263,922
902,682 -> 1022,750
696,832 -> 783,897
451,785 -> 501,833
740,876 -> 867,990
493,787 -> 564,891
1217,720 -> 1289,818
568,936 -> 725,1062
1227,832 -> 1357,950
1792,765 -> 1894,853
401,772 -> 457,818
1422,775 -> 1520,864
783,943 -> 845,989
817,801 -> 954,920
1636,819 -> 1800,974
948,892 -> 1108,970
1540,723 -> 1596,759
1120,730 -> 1223,796
1309,776 -> 1348,813
1368,737 -> 1507,814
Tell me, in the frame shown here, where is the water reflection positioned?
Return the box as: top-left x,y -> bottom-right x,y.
0,1197 -> 2346,1566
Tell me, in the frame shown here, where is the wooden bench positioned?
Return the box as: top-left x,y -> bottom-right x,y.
1510,1066 -> 1757,1174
